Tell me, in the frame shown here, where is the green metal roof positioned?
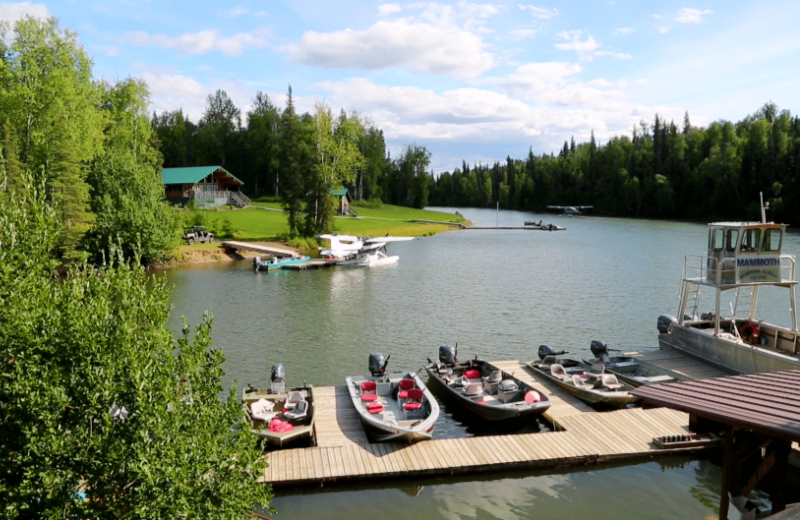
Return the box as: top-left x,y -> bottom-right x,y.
330,188 -> 349,197
161,166 -> 244,185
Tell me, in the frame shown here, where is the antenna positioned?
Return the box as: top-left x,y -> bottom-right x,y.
760,192 -> 768,224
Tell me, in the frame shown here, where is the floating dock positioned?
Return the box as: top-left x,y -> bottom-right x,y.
262,360 -> 703,488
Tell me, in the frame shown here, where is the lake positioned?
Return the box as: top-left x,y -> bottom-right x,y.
164,208 -> 799,519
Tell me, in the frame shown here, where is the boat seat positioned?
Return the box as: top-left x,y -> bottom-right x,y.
464,382 -> 483,396
360,380 -> 378,402
586,363 -> 605,379
485,370 -> 502,383
285,390 -> 304,409
366,403 -> 384,414
454,375 -> 469,387
572,374 -> 593,390
464,369 -> 481,380
250,398 -> 276,423
284,399 -> 309,421
397,378 -> 415,399
403,389 -> 425,418
550,364 -> 569,381
541,355 -> 558,366
600,374 -> 623,390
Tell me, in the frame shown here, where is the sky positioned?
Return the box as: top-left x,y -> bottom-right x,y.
1,1 -> 799,172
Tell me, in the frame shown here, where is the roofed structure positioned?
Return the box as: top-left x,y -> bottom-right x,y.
162,166 -> 249,208
633,372 -> 800,519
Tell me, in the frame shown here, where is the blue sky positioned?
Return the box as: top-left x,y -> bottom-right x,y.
2,1 -> 799,172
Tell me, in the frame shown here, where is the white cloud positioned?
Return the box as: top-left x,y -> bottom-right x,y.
674,8 -> 712,24
518,5 -> 558,20
283,19 -> 496,78
509,28 -> 536,39
555,30 -> 630,60
657,25 -> 670,34
0,1 -> 50,24
378,3 -> 401,16
254,10 -> 267,17
633,78 -> 648,86
219,6 -> 249,18
614,27 -> 633,35
120,29 -> 270,56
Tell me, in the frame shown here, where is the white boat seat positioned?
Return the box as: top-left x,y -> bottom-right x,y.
485,370 -> 502,383
464,382 -> 483,395
600,374 -> 623,390
572,374 -> 593,390
586,363 -> 605,379
284,399 -> 308,421
454,375 -> 469,387
250,398 -> 275,422
285,390 -> 304,409
550,364 -> 568,381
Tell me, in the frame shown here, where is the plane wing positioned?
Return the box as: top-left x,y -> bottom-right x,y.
363,236 -> 414,245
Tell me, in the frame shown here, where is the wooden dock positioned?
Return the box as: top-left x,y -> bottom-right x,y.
221,241 -> 301,257
262,360 -> 702,488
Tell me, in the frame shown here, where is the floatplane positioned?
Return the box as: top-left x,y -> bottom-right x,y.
546,205 -> 593,215
318,234 -> 415,267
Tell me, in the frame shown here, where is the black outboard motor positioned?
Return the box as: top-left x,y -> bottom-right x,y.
369,353 -> 390,377
439,345 -> 457,366
590,340 -> 609,360
538,344 -> 566,360
657,315 -> 678,334
270,363 -> 285,394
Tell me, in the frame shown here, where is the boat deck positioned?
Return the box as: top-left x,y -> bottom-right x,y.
262,360 -> 700,487
628,349 -> 730,380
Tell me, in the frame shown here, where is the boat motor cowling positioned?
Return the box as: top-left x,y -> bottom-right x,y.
589,340 -> 609,359
270,363 -> 286,394
538,345 -> 566,360
369,353 -> 389,377
439,345 -> 457,366
657,315 -> 678,334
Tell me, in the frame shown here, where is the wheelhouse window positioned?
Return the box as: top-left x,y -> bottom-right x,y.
711,229 -> 724,251
763,228 -> 782,253
740,228 -> 761,253
726,230 -> 739,252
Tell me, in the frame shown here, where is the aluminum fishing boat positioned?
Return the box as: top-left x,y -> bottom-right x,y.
346,353 -> 439,443
657,196 -> 799,374
242,364 -> 315,448
579,341 -> 681,387
528,346 -> 640,408
424,345 -> 550,421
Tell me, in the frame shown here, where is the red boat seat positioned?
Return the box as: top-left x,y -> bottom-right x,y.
361,393 -> 379,402
403,402 -> 422,411
406,388 -> 424,400
361,381 -> 377,391
399,379 -> 415,390
464,369 -> 481,380
367,403 -> 384,414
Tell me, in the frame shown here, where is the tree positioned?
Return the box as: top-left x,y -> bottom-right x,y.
245,92 -> 281,197
304,103 -> 365,235
278,86 -> 304,235
195,89 -> 241,167
0,16 -> 105,258
0,171 -> 272,519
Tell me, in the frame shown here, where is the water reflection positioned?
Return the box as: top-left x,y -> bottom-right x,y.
270,457 -> 721,520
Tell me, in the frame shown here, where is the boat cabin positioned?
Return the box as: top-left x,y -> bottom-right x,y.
706,222 -> 787,285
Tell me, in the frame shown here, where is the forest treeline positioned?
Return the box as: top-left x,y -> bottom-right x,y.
431,106 -> 800,224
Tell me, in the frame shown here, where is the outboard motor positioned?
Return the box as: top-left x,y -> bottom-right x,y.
657,315 -> 678,334
270,363 -> 285,394
439,345 -> 457,366
538,344 -> 566,361
253,257 -> 261,271
590,340 -> 609,360
369,353 -> 389,377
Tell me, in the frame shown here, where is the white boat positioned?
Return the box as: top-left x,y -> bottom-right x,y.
657,195 -> 799,373
345,353 -> 439,443
318,234 -> 413,267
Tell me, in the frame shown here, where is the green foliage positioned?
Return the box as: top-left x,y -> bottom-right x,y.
0,173 -> 272,519
0,16 -> 105,257
84,78 -> 177,264
352,198 -> 384,209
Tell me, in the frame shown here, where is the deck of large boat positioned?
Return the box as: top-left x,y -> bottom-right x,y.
262,359 -> 703,487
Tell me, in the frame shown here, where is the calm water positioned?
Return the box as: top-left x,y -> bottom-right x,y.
163,208 -> 799,519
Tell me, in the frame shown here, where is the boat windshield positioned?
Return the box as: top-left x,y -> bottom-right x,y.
741,228 -> 761,253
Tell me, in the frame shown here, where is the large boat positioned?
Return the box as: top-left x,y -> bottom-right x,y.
242,364 -> 315,448
424,345 -> 551,421
345,353 -> 439,443
657,199 -> 799,374
528,348 -> 640,408
253,254 -> 310,272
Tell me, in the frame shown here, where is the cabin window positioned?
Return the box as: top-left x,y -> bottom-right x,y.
725,230 -> 739,252
763,229 -> 782,252
741,229 -> 761,253
711,229 -> 724,251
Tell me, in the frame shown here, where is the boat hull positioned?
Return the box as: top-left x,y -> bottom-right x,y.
528,360 -> 640,408
658,325 -> 800,374
242,385 -> 315,448
424,360 -> 550,421
254,256 -> 310,272
346,372 -> 439,444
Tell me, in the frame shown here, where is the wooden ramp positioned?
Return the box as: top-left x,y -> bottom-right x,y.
221,241 -> 300,257
262,360 -> 700,488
